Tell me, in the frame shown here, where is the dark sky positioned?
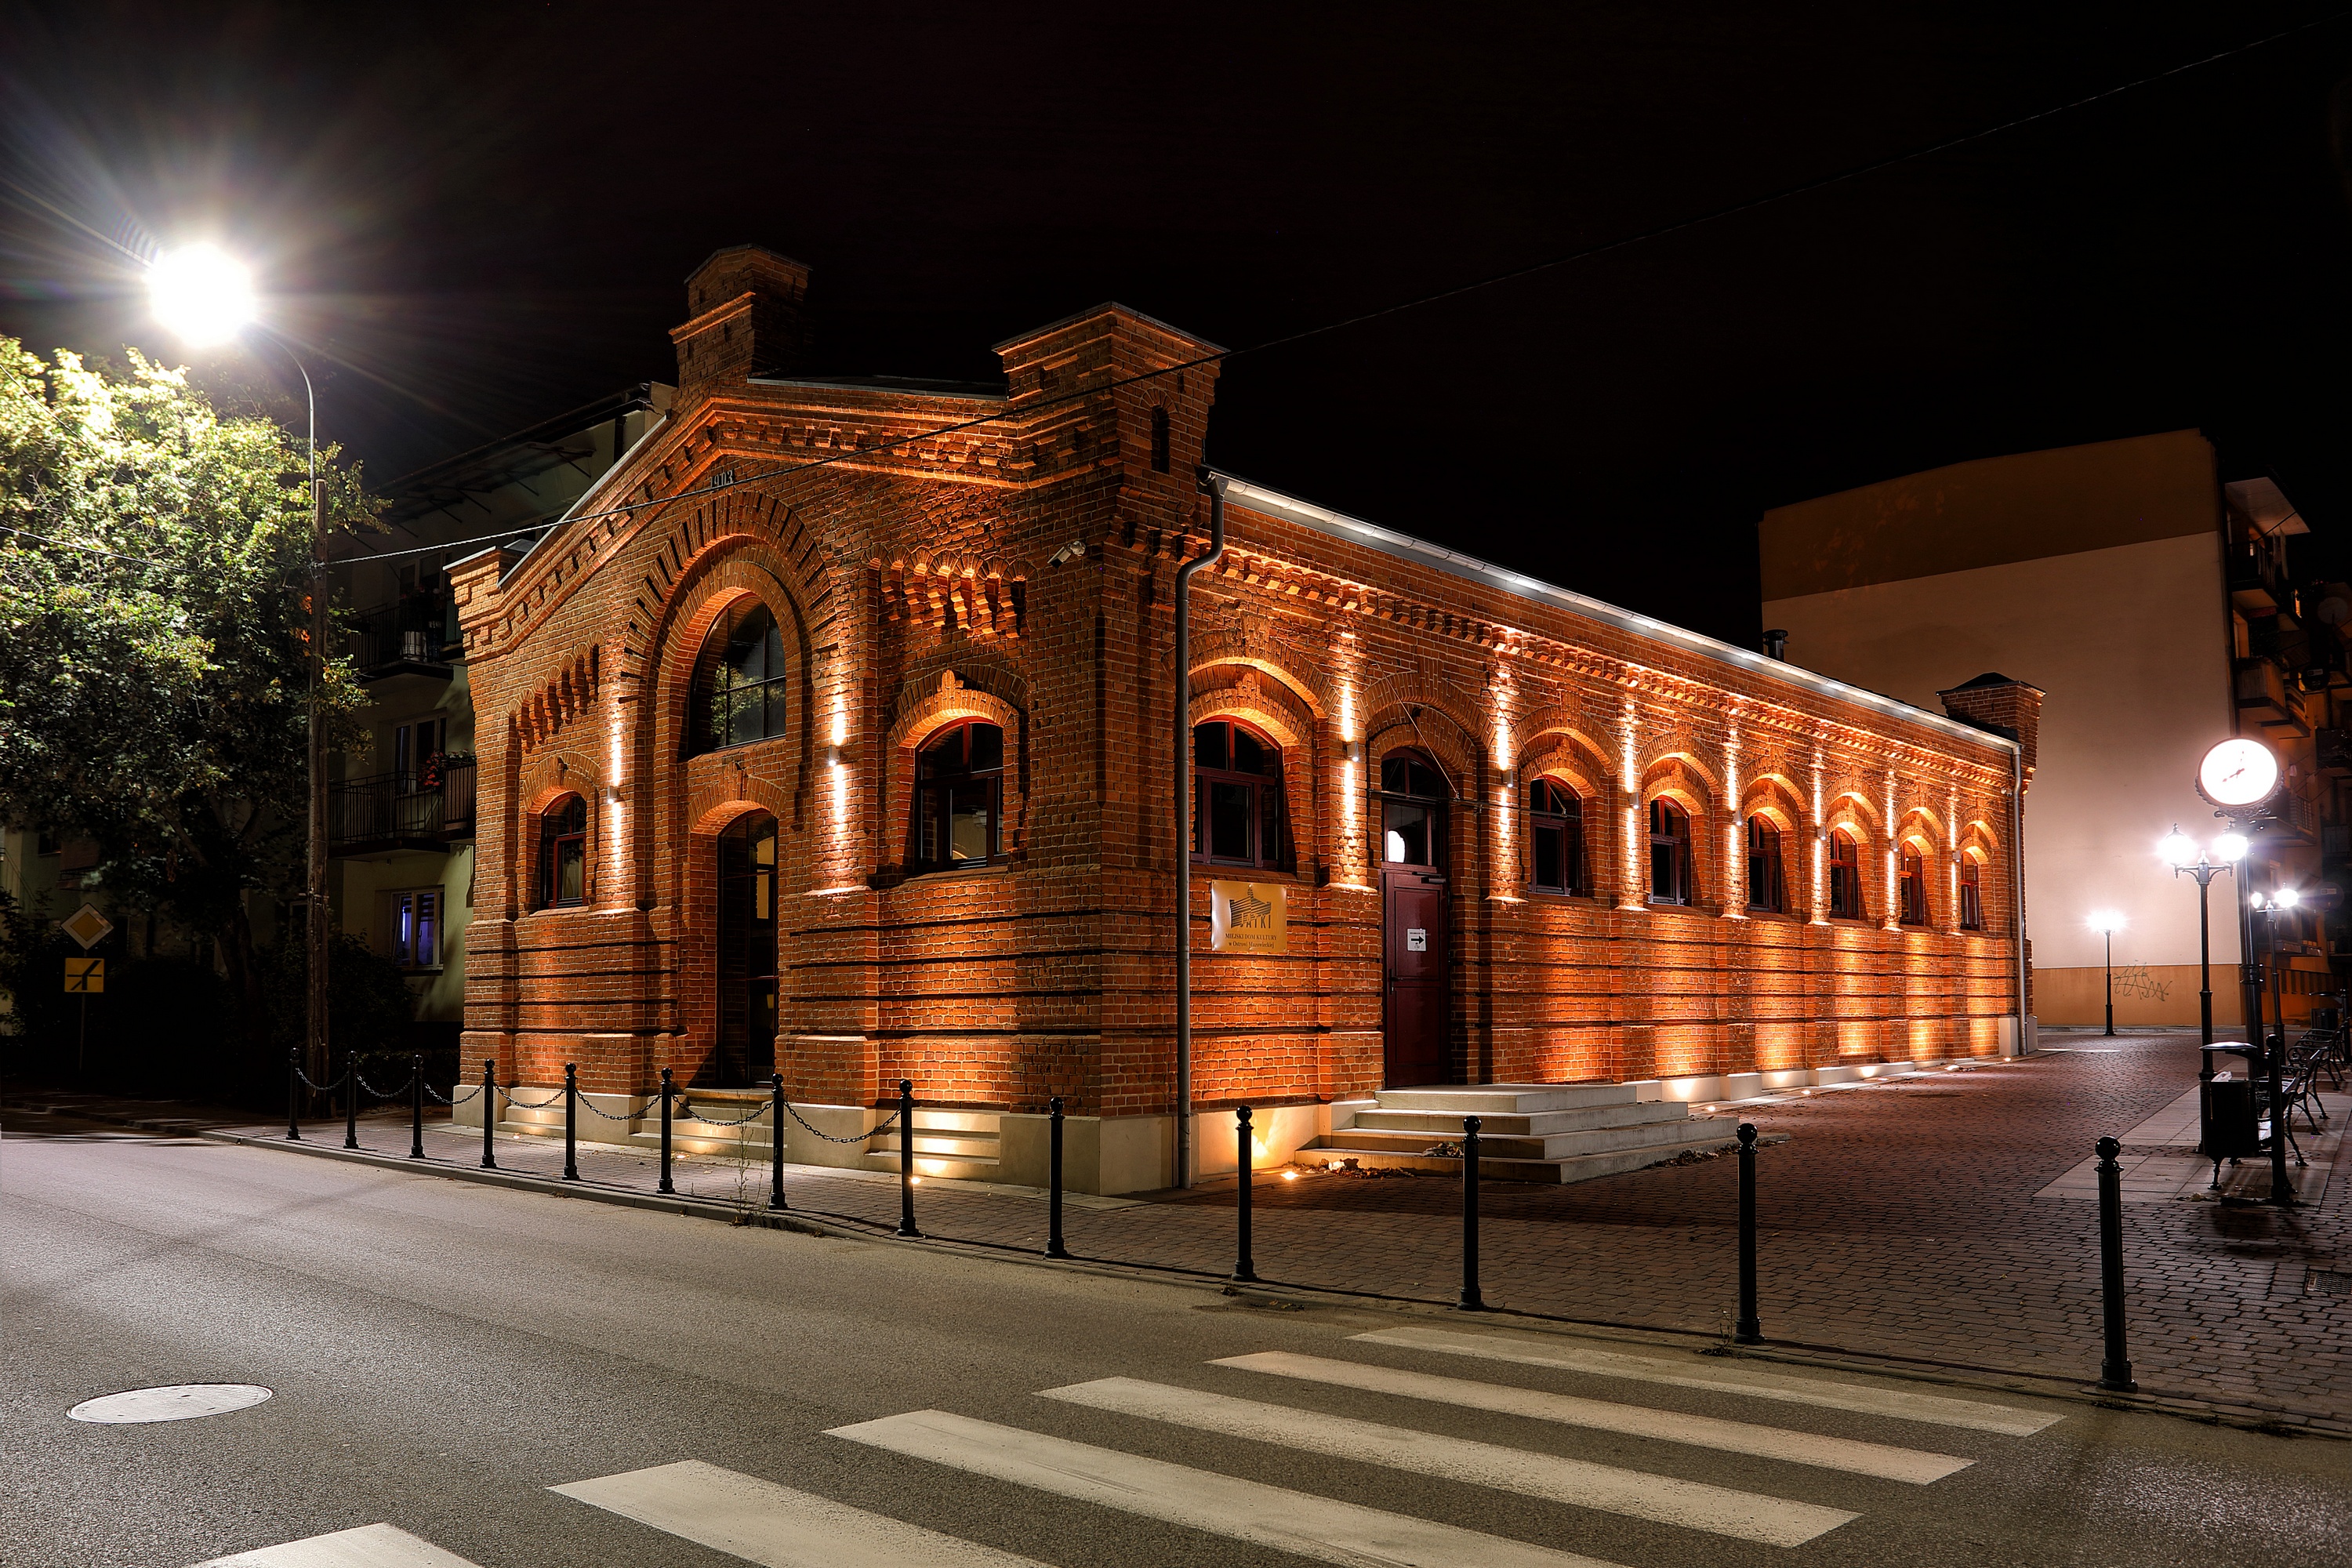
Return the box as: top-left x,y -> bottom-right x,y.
5,2 -> 2350,644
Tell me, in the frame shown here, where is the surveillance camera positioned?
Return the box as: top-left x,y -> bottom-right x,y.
1048,539 -> 1087,566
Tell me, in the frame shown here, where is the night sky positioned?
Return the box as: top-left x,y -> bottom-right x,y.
5,3 -> 2349,645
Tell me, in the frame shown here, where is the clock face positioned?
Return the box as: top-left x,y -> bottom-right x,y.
2197,738 -> 2281,808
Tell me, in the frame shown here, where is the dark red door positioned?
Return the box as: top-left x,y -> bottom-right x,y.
1383,869 -> 1451,1086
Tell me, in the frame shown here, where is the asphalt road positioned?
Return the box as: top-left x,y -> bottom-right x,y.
4,1109 -> 2346,1568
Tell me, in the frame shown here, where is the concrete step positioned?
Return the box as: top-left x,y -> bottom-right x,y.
862,1108 -> 1002,1181
1374,1082 -> 1635,1115
1349,1101 -> 1692,1137
1300,1123 -> 1755,1185
1319,1115 -> 1726,1163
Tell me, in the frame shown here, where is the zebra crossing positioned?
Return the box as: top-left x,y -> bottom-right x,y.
193,1326 -> 2065,1567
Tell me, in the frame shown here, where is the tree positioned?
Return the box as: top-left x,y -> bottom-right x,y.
0,339 -> 379,1072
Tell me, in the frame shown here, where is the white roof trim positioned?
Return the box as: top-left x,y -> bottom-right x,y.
1215,472 -> 2017,753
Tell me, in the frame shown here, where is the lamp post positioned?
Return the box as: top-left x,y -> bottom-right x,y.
149,246 -> 330,1090
2086,910 -> 2125,1037
2248,887 -> 2299,1207
2163,826 -> 2245,1158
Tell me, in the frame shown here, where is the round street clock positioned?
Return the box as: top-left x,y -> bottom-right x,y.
2195,737 -> 2281,808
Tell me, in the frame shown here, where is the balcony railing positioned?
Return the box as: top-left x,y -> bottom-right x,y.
330,756 -> 476,855
348,596 -> 458,676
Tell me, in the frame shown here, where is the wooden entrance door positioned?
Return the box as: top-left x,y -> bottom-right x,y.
1377,749 -> 1452,1087
715,811 -> 778,1085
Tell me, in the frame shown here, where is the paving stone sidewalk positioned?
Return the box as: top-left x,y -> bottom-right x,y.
13,1033 -> 2347,1429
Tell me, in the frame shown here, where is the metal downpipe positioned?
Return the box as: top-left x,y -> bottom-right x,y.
1174,468 -> 1227,1189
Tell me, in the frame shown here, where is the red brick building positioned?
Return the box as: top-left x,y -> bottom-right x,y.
451,245 -> 2033,1192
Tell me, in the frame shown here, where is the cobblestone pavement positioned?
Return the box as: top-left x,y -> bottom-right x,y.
16,1033 -> 2348,1428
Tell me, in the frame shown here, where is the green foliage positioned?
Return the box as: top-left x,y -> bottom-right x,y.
0,338 -> 379,937
256,930 -> 417,1063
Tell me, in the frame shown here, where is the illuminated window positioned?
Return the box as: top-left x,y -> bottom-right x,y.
1900,849 -> 1930,925
1647,798 -> 1690,906
1527,779 -> 1585,895
1746,817 -> 1784,913
390,888 -> 439,967
1191,719 -> 1288,869
912,719 -> 1004,872
1828,829 -> 1864,919
1960,858 -> 1984,930
538,794 -> 587,909
693,601 -> 789,753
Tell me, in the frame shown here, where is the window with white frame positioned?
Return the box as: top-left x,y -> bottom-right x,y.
390,888 -> 441,968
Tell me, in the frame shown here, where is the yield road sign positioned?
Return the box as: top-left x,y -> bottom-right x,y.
60,903 -> 114,951
65,957 -> 104,993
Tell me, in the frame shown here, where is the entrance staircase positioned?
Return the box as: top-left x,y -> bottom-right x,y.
862,1107 -> 1002,1182
1298,1083 -> 1735,1185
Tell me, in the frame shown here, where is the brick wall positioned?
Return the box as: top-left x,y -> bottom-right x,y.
452,256 -> 2027,1114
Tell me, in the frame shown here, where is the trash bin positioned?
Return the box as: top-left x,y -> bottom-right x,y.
2205,1075 -> 2258,1186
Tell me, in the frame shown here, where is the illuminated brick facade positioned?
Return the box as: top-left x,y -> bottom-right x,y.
452,245 -> 2029,1189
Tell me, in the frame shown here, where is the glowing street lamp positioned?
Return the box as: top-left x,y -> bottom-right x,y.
2086,910 -> 2125,1037
148,247 -> 332,1100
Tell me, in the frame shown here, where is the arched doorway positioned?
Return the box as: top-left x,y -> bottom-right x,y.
1379,749 -> 1451,1087
713,811 -> 778,1084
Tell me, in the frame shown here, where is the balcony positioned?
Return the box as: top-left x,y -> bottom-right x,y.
349,596 -> 458,679
2235,659 -> 2309,735
2227,539 -> 2288,616
331,757 -> 477,856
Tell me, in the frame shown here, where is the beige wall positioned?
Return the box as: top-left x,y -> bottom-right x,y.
1764,532 -> 2238,1005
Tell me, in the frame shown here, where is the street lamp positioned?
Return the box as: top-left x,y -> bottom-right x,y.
149,246 -> 330,1092
2086,910 -> 2125,1037
2161,826 -> 2241,1050
2245,886 -> 2300,1207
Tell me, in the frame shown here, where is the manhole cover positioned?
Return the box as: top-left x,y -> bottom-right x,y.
68,1384 -> 272,1424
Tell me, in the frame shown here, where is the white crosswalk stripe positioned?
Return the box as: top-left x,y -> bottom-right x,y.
1352,1327 -> 2063,1436
1040,1375 -> 1858,1546
1214,1350 -> 1974,1483
194,1523 -> 483,1568
550,1458 -> 1051,1566
828,1407 -> 1633,1568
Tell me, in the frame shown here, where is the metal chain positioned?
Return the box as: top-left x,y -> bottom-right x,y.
499,1086 -> 566,1111
426,1082 -> 481,1105
677,1098 -> 773,1128
292,1065 -> 350,1094
782,1098 -> 902,1144
356,1070 -> 417,1101
574,1094 -> 642,1123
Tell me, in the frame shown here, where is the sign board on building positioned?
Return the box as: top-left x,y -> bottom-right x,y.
60,903 -> 113,951
1207,880 -> 1287,954
64,957 -> 103,993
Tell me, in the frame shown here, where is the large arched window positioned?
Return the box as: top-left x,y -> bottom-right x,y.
1746,816 -> 1784,913
1380,750 -> 1447,867
1527,779 -> 1585,895
912,719 -> 1004,872
693,601 -> 789,753
538,794 -> 587,909
1828,829 -> 1865,919
1647,798 -> 1690,905
1191,719 -> 1288,869
1899,848 -> 1930,926
1959,856 -> 1985,931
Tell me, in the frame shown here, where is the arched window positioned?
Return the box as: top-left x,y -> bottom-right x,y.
1647,798 -> 1690,905
912,719 -> 1004,872
1828,829 -> 1864,919
1746,816 -> 1784,913
538,794 -> 587,909
1380,750 -> 1447,867
1192,719 -> 1288,869
1150,406 -> 1171,473
1959,857 -> 1985,931
693,601 -> 788,753
1899,849 -> 1930,925
1527,779 -> 1584,895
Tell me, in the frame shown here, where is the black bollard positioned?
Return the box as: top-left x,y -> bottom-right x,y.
895,1080 -> 920,1237
408,1053 -> 424,1160
343,1054 -> 361,1149
1233,1105 -> 1258,1283
563,1062 -> 580,1181
658,1067 -> 675,1196
286,1047 -> 301,1141
1735,1123 -> 1762,1345
1457,1115 -> 1485,1310
2096,1135 -> 2137,1392
1045,1095 -> 1069,1258
480,1058 -> 497,1171
769,1072 -> 787,1211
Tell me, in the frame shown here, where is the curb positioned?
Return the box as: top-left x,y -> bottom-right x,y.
22,1094 -> 2348,1441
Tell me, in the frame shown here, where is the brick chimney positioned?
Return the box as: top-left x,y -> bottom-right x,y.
1937,673 -> 2044,784
671,245 -> 811,397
